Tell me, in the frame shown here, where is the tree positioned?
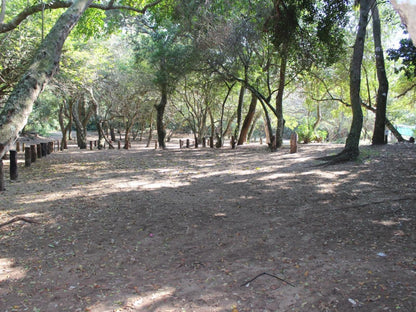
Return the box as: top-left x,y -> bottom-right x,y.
0,0 -> 93,159
371,1 -> 389,145
0,0 -> 161,158
133,19 -> 195,149
323,0 -> 372,162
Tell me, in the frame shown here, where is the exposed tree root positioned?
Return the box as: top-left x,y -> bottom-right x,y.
316,149 -> 358,166
0,216 -> 39,228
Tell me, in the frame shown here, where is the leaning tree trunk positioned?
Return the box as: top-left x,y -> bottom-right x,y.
0,0 -> 93,159
234,84 -> 246,140
275,48 -> 288,150
342,0 -> 371,160
371,2 -> 389,145
238,91 -> 257,145
156,85 -> 168,149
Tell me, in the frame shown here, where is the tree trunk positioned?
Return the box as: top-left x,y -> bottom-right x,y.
238,91 -> 257,145
58,103 -> 69,150
342,0 -> 371,160
72,98 -> 88,149
124,128 -> 130,149
156,85 -> 167,149
234,84 -> 246,139
0,0 -> 93,158
146,109 -> 154,148
0,0 -> 6,24
371,2 -> 389,145
247,111 -> 261,142
275,48 -> 288,149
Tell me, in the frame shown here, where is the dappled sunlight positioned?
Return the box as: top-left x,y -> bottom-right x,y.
372,218 -> 412,227
0,258 -> 26,282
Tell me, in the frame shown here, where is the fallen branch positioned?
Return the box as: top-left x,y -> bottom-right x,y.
0,216 -> 39,228
241,272 -> 295,287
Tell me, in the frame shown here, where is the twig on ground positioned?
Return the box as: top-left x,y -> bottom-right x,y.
241,272 -> 295,287
0,216 -> 39,228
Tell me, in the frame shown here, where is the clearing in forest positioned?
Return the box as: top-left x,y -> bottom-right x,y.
0,141 -> 415,312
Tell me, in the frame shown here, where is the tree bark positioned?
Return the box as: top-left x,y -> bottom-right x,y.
275,48 -> 288,149
72,97 -> 89,149
371,2 -> 389,145
0,0 -> 6,24
0,0 -> 93,159
234,84 -> 246,139
343,0 -> 372,160
156,85 -> 167,149
238,91 -> 257,145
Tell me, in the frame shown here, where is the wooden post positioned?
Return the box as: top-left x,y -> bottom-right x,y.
94,140 -> 97,147
179,139 -> 183,148
57,140 -> 60,151
194,139 -> 198,148
210,136 -> 214,148
37,144 -> 42,158
22,143 -> 25,151
90,141 -> 93,150
118,141 -> 121,149
155,140 -> 158,149
16,141 -> 20,152
10,151 -> 18,180
41,143 -> 47,157
290,132 -> 298,154
202,137 -> 206,148
30,145 -> 37,163
186,139 -> 190,148
260,137 -> 263,145
25,147 -> 31,167
0,160 -> 4,191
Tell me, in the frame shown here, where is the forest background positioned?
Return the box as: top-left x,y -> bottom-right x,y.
0,0 -> 415,157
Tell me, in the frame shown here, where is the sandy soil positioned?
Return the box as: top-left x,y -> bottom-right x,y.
0,139 -> 415,312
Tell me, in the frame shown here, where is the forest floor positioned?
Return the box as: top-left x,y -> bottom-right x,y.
0,139 -> 415,312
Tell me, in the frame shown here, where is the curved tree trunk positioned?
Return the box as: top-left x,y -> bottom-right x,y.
326,0 -> 371,162
0,0 -> 93,158
343,0 -> 371,159
371,2 -> 389,145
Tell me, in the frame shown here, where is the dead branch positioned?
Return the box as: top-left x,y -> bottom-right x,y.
241,272 -> 295,287
0,216 -> 39,228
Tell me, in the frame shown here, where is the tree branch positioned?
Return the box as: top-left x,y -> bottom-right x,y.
0,0 -> 163,34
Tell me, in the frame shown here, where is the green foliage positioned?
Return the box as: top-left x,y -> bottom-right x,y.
72,9 -> 106,39
296,117 -> 327,143
388,38 -> 416,79
25,92 -> 60,135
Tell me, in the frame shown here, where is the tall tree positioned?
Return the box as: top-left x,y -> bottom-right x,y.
133,19 -> 195,149
0,0 -> 161,159
371,1 -> 389,145
322,0 -> 372,162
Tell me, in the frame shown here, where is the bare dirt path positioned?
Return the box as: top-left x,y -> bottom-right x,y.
0,141 -> 415,312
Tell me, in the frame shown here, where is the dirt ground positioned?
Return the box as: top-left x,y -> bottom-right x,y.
0,139 -> 415,312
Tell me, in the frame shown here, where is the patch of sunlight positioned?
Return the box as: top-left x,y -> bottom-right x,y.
0,258 -> 26,282
372,219 -> 400,226
257,172 -> 292,180
141,180 -> 190,190
88,287 -> 176,311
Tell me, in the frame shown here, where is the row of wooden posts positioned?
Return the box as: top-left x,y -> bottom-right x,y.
176,133 -> 298,152
5,141 -> 59,181
3,132 -> 298,185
